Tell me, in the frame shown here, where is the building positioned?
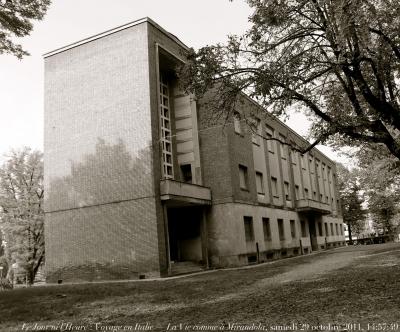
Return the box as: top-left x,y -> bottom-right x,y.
44,18 -> 345,283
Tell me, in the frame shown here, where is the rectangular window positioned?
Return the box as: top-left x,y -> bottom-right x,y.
340,224 -> 343,235
251,118 -> 261,145
291,148 -> 297,164
301,154 -> 306,169
262,217 -> 271,241
335,223 -> 339,235
301,220 -> 307,237
239,165 -> 248,190
304,188 -> 309,198
325,222 -> 329,236
330,223 -> 334,236
265,125 -> 275,153
318,222 -> 323,236
255,172 -> 265,194
278,219 -> 285,240
284,181 -> 290,200
233,112 -> 241,134
180,164 -> 192,183
290,220 -> 296,238
295,185 -> 300,200
279,134 -> 286,158
160,75 -> 174,179
244,216 -> 254,242
271,177 -> 278,197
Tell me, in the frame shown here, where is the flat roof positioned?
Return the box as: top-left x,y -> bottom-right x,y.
43,17 -> 189,58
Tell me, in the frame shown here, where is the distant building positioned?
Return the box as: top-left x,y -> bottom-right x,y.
44,18 -> 345,282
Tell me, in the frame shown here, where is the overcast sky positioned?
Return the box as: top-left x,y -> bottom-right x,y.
0,0 -> 347,163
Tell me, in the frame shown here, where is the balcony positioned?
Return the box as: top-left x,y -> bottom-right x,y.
295,199 -> 331,214
160,179 -> 212,206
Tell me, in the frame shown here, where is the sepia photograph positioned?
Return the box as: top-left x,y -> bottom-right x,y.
0,0 -> 400,331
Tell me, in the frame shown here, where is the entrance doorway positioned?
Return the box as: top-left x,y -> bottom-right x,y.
308,217 -> 319,251
167,207 -> 203,263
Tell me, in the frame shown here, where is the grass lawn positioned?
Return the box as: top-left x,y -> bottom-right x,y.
1,243 -> 399,332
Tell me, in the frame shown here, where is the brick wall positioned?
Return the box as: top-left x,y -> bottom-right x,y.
44,22 -> 162,282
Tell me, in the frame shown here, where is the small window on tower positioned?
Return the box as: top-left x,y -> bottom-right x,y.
233,112 -> 242,134
180,164 -> 192,183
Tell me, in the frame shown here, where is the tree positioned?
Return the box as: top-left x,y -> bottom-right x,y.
0,0 -> 51,58
336,164 -> 366,243
0,148 -> 44,285
180,0 -> 400,159
368,192 -> 398,236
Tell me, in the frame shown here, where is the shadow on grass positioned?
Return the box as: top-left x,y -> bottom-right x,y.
1,243 -> 399,331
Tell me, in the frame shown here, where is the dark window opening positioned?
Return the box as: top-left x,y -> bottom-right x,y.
318,222 -> 323,236
180,164 -> 192,183
244,216 -> 254,242
278,219 -> 285,240
263,217 -> 271,241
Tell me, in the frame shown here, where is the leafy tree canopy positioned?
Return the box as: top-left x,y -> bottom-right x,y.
0,0 -> 51,58
336,163 -> 366,241
181,0 -> 400,159
352,145 -> 400,235
0,148 -> 44,284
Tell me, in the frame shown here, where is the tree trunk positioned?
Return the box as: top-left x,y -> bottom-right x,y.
348,223 -> 353,245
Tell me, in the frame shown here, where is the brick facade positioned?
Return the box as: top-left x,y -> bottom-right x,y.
44,18 -> 345,282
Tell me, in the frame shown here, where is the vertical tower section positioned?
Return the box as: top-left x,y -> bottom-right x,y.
44,20 -> 162,282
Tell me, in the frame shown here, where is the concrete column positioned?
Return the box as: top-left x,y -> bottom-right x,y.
314,159 -> 321,202
288,148 -> 297,206
263,136 -> 273,204
276,137 -> 286,207
298,152 -> 305,199
200,209 -> 209,268
162,204 -> 172,276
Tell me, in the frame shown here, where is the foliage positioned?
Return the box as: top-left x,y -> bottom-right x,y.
0,0 -> 51,58
180,0 -> 400,159
0,148 -> 44,284
336,163 -> 366,241
352,144 -> 400,234
368,191 -> 398,235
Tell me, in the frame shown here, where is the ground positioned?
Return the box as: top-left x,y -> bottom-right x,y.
1,243 -> 400,332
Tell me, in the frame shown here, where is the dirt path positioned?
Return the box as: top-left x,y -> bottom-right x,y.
204,243 -> 400,305
254,243 -> 400,286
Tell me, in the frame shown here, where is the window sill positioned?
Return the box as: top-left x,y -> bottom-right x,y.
240,188 -> 250,192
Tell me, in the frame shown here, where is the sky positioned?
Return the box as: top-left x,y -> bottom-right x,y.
0,0 -> 348,164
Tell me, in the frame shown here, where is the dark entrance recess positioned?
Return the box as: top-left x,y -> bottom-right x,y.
167,207 -> 202,263
308,216 -> 319,251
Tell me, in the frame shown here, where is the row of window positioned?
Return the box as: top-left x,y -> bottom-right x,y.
233,114 -> 335,184
243,216 -> 343,243
239,165 -> 338,206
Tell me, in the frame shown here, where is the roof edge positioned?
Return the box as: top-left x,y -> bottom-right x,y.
239,91 -> 336,164
43,17 -> 190,58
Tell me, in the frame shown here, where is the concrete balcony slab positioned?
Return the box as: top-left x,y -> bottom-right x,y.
295,199 -> 331,214
160,179 -> 211,206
